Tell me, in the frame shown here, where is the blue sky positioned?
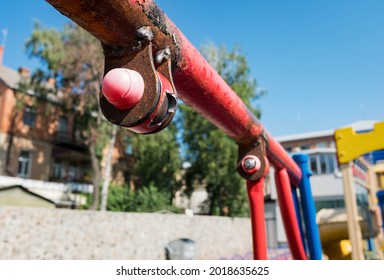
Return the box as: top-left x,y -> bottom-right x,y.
1,0 -> 384,137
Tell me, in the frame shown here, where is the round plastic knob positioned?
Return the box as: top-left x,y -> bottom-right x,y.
102,68 -> 144,110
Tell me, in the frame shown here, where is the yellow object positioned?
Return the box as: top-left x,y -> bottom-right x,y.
374,163 -> 384,173
380,174 -> 384,189
322,240 -> 352,260
334,122 -> 384,164
373,163 -> 384,189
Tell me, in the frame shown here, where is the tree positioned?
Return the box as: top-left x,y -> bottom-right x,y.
100,125 -> 118,211
128,124 -> 182,203
25,23 -> 111,210
107,183 -> 182,213
181,43 -> 265,217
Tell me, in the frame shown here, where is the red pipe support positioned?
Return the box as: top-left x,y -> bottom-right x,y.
45,0 -> 301,185
274,168 -> 307,260
247,179 -> 268,260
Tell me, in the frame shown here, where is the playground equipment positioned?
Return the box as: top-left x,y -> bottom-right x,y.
46,0 -> 322,260
334,122 -> 384,259
317,206 -> 381,259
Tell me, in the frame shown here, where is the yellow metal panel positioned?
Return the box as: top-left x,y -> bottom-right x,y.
373,163 -> 384,173
380,174 -> 384,189
335,122 -> 384,164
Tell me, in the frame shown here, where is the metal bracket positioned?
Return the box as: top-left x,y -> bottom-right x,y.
100,26 -> 178,134
237,132 -> 269,181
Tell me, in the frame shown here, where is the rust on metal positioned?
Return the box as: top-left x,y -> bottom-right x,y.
46,0 -> 181,63
46,0 -> 302,185
237,135 -> 269,181
100,42 -> 160,127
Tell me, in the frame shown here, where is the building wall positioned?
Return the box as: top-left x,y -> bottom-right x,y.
0,207 -> 252,260
310,173 -> 344,198
0,82 -> 16,134
0,132 -> 7,174
281,136 -> 334,152
6,136 -> 52,181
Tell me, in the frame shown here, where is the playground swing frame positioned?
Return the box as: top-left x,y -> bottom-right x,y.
46,0 -> 322,260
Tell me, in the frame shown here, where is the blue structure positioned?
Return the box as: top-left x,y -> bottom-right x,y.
293,154 -> 323,260
377,190 -> 384,231
291,186 -> 308,254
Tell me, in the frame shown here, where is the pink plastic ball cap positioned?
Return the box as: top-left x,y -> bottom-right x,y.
102,68 -> 145,110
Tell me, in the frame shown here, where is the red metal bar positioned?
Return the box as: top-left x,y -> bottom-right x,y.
46,0 -> 302,186
274,168 -> 307,260
247,179 -> 268,260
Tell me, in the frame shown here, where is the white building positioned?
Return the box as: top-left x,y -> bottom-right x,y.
265,120 -> 383,246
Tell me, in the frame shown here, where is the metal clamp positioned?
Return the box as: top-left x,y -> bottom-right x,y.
237,132 -> 269,181
100,26 -> 178,134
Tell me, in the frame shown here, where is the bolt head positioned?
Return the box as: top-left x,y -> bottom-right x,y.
244,158 -> 256,170
241,155 -> 261,174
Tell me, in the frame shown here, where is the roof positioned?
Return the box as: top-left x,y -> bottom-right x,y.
0,185 -> 56,205
0,64 -> 20,89
276,120 -> 380,143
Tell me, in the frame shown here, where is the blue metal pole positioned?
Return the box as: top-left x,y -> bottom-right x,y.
291,185 -> 308,254
377,191 -> 384,230
293,154 -> 322,260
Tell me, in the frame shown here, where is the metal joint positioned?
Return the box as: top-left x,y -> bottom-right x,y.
101,36 -> 178,134
237,133 -> 269,181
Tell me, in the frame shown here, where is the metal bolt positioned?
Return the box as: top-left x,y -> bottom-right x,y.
244,158 -> 256,170
241,155 -> 261,174
136,26 -> 153,41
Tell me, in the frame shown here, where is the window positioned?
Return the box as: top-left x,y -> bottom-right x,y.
58,116 -> 68,133
309,153 -> 337,175
285,147 -> 292,153
327,154 -> 335,173
22,107 -> 36,127
68,163 -> 79,181
52,160 -> 63,179
319,154 -> 327,174
310,155 -> 318,175
18,151 -> 32,178
317,142 -> 328,148
300,145 -> 310,151
315,199 -> 345,212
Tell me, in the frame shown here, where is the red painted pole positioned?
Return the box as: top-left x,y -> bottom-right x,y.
45,0 -> 302,186
247,179 -> 268,260
274,168 -> 307,260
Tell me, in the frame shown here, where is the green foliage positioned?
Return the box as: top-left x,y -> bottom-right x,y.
106,185 -> 135,212
107,184 -> 182,213
129,124 -> 181,200
25,22 -> 66,71
25,22 -> 107,209
181,43 -> 265,217
25,22 -> 104,123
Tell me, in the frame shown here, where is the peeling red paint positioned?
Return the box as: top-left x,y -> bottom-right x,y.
45,0 -> 301,185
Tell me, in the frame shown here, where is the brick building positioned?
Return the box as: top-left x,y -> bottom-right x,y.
0,55 -> 132,207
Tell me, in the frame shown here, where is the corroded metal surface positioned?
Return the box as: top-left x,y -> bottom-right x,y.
46,0 -> 301,185
100,43 -> 160,128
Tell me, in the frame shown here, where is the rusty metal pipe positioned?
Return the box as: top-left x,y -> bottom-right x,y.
46,0 -> 301,185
